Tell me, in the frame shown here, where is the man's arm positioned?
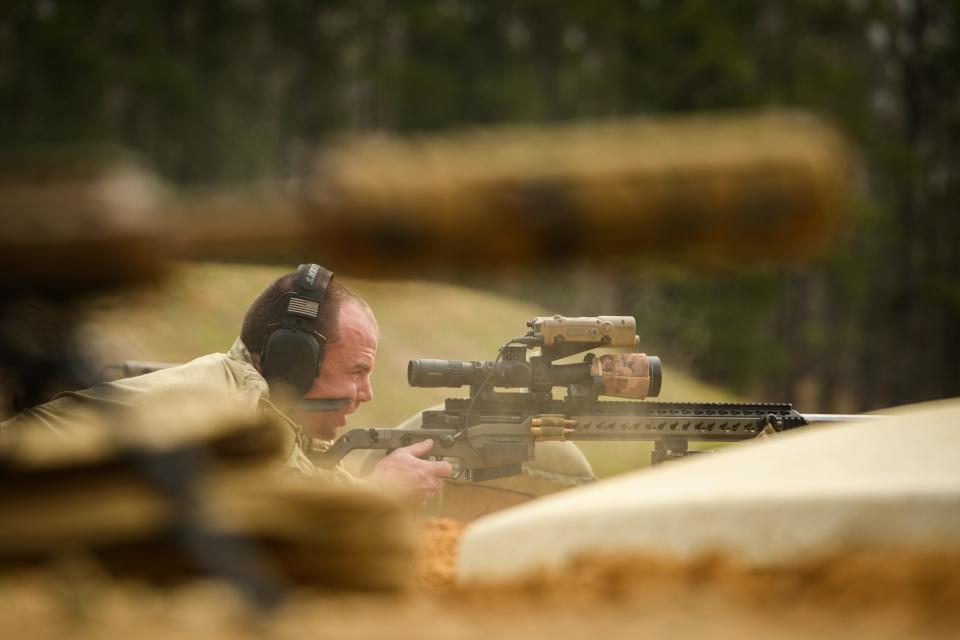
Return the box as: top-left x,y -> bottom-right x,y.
291,433 -> 451,504
366,439 -> 452,504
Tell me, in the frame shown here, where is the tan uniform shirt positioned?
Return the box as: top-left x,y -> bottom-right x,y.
1,338 -> 363,485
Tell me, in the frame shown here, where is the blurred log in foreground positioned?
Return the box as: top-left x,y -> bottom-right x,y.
0,388 -> 416,603
0,110 -> 856,291
302,111 -> 854,276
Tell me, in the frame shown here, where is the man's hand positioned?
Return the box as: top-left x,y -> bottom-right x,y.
366,439 -> 453,504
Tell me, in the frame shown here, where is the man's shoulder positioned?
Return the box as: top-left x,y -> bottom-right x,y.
113,350 -> 266,398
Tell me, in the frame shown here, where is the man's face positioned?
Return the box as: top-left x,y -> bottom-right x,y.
295,300 -> 378,440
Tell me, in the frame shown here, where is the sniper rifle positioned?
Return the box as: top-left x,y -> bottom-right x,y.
309,316 -> 873,481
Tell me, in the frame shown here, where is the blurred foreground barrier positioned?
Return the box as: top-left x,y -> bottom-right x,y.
298,111 -> 853,275
456,398 -> 960,583
0,388 -> 415,606
1,111 -> 854,290
0,149 -> 174,293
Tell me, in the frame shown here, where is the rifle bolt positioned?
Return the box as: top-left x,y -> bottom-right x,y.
440,434 -> 456,448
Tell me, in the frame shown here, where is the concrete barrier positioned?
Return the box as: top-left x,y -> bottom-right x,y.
457,399 -> 960,583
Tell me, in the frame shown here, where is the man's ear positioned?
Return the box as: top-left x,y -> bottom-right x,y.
252,353 -> 262,372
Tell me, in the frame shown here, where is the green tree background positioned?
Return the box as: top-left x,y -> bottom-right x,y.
2,0 -> 957,411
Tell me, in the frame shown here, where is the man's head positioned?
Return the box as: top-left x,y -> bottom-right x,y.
241,269 -> 379,440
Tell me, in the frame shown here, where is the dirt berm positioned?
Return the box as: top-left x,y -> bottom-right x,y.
1,517 -> 959,640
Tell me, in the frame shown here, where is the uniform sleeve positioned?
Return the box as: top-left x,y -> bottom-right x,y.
2,353 -> 248,440
280,433 -> 380,489
1,384 -> 133,440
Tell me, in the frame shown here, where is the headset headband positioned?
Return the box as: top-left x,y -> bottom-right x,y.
277,263 -> 334,339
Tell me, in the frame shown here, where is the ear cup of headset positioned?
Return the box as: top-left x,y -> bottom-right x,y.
261,328 -> 323,396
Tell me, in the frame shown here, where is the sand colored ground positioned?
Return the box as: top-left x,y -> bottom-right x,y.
2,517 -> 958,640
415,518 -> 467,589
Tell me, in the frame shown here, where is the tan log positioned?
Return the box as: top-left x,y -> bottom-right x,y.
1,111 -> 855,290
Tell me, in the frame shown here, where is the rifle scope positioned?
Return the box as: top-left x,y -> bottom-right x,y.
408,356 -> 663,397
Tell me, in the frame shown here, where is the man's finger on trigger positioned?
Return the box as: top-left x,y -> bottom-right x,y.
403,438 -> 435,456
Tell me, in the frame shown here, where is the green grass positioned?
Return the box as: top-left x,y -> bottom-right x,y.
82,262 -> 737,477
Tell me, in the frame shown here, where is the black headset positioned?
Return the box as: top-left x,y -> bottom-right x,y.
260,263 -> 334,396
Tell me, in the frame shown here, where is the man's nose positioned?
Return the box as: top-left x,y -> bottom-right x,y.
357,377 -> 373,404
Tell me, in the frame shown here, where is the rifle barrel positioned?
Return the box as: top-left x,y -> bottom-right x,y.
801,413 -> 880,424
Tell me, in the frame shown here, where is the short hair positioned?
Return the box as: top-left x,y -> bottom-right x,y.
240,270 -> 371,356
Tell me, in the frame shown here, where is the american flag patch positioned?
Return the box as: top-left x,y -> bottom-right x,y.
287,297 -> 320,318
